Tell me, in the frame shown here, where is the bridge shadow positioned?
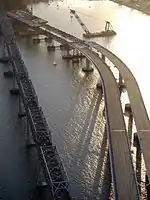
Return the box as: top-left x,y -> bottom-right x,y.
90,127 -> 111,199
70,91 -> 103,169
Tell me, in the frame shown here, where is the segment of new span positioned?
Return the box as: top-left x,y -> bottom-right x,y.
90,41 -> 150,185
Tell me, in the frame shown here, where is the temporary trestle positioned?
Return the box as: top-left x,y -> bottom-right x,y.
1,14 -> 70,200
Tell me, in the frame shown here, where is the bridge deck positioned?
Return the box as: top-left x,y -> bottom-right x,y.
90,42 -> 150,184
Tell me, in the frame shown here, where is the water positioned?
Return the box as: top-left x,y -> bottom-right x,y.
1,0 -> 150,199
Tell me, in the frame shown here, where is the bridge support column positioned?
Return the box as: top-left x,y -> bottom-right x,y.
36,165 -> 47,187
45,36 -> 52,43
72,49 -> 79,63
82,58 -> 93,72
125,103 -> 133,145
26,117 -> 35,148
102,54 -> 105,62
146,174 -> 150,199
118,72 -> 126,93
133,133 -> 141,194
33,35 -> 40,44
96,78 -> 103,92
9,74 -> 19,95
3,70 -> 14,78
0,39 -> 10,64
18,95 -> 26,118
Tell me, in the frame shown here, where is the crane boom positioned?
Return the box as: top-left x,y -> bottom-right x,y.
70,9 -> 90,34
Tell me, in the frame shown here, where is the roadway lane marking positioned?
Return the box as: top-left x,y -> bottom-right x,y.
112,130 -> 126,132
139,130 -> 150,132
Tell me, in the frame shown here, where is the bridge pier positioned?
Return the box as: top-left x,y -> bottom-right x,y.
146,174 -> 150,199
36,166 -> 47,188
124,103 -> 133,145
96,78 -> 103,91
33,35 -> 40,44
18,95 -> 26,118
118,72 -> 126,93
45,36 -> 52,43
9,74 -> 19,95
3,70 -> 14,78
72,49 -> 79,63
101,54 -> 105,62
47,39 -> 55,52
62,47 -> 71,59
82,58 -> 93,72
133,133 -> 141,194
0,39 -> 10,64
26,117 -> 35,148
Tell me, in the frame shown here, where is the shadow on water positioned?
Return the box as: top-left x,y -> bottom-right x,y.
90,128 -> 111,200
70,90 -> 103,169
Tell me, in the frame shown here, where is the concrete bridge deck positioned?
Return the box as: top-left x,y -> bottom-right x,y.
90,41 -> 150,185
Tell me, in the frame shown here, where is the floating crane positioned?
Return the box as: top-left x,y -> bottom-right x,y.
70,9 -> 116,38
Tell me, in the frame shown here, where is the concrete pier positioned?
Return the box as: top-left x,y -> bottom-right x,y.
47,45 -> 55,51
82,58 -> 94,72
18,95 -> 26,119
146,174 -> 150,199
36,166 -> 47,187
3,70 -> 14,78
118,72 -> 126,93
125,103 -> 133,144
102,54 -> 105,62
26,118 -> 35,148
96,78 -> 103,91
33,37 -> 40,44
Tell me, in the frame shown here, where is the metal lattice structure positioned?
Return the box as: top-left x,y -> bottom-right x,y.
0,16 -> 70,200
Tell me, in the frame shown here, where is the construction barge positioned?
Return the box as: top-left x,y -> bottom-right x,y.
70,9 -> 116,38
83,29 -> 116,38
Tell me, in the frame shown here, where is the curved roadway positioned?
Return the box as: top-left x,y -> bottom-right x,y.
90,41 -> 150,184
